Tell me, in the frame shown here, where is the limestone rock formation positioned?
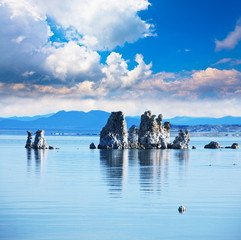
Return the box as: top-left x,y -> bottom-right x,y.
98,111 -> 128,149
97,110 -> 190,150
204,141 -> 220,149
25,130 -> 55,149
25,131 -> 33,149
171,130 -> 190,149
138,111 -> 170,149
32,130 -> 49,149
128,125 -> 139,149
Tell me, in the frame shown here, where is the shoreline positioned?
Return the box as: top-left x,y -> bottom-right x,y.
0,129 -> 240,137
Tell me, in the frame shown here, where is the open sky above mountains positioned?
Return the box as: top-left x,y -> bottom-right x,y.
0,0 -> 241,117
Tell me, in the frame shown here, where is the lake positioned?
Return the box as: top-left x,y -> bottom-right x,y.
0,135 -> 241,240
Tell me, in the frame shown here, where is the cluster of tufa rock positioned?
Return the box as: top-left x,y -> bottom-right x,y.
95,111 -> 190,149
25,130 -> 54,149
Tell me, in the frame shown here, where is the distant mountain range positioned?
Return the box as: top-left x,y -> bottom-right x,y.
0,110 -> 240,133
8,113 -> 54,121
0,110 -> 139,133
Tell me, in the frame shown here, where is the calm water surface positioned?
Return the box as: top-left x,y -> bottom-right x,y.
0,135 -> 241,240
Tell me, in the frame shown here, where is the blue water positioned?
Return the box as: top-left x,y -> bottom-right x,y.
0,135 -> 241,240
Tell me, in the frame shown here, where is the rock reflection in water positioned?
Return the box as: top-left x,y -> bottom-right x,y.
138,149 -> 170,194
100,149 -> 177,196
99,149 -> 128,197
26,148 -> 32,171
26,149 -> 46,173
175,149 -> 189,164
127,149 -> 139,167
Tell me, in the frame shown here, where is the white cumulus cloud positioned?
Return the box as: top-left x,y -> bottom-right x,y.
0,0 -> 153,85
101,52 -> 152,89
4,0 -> 153,51
36,0 -> 153,50
45,41 -> 102,82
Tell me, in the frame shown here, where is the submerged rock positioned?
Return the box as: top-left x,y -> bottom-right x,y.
98,111 -> 128,149
25,131 -> 33,149
89,142 -> 96,149
138,111 -> 170,149
204,141 -> 221,149
32,130 -> 49,149
171,130 -> 190,149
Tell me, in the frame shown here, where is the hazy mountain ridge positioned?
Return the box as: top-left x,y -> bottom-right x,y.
8,113 -> 54,121
0,111 -> 240,133
165,116 -> 241,125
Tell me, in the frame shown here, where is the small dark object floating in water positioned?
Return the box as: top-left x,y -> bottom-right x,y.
178,205 -> 186,214
89,142 -> 96,149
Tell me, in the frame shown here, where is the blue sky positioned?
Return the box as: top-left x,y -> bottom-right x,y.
118,0 -> 241,72
0,0 -> 241,117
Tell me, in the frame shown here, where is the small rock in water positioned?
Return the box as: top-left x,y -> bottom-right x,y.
171,130 -> 190,149
225,143 -> 239,149
89,142 -> 96,149
192,146 -> 196,149
204,141 -> 221,149
231,143 -> 239,149
178,205 -> 186,214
